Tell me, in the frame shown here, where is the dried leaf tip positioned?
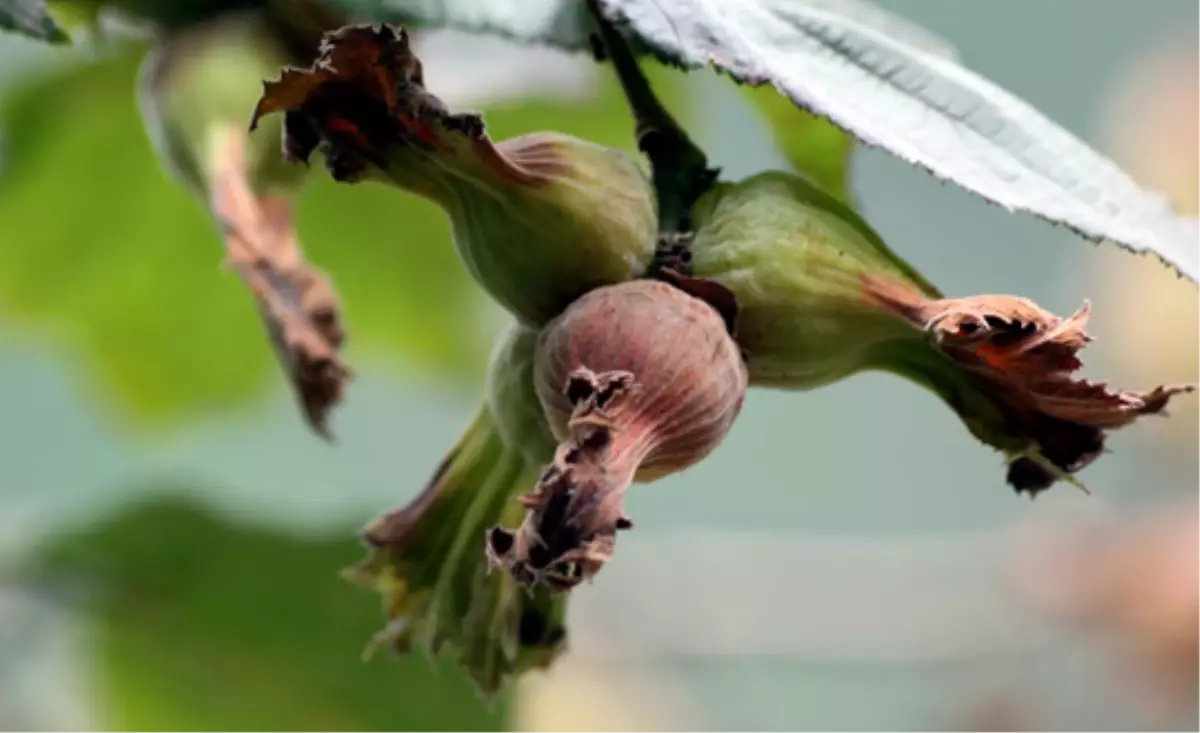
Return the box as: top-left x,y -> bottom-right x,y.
250,24 -> 426,134
248,22 -> 539,186
863,274 -> 1194,495
486,367 -> 639,592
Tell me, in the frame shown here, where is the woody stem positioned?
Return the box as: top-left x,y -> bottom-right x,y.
585,0 -> 719,239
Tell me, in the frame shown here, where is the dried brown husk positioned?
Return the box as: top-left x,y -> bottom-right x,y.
862,274 -> 1194,494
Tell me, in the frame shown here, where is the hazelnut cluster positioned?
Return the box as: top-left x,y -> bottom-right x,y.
232,23 -> 1193,694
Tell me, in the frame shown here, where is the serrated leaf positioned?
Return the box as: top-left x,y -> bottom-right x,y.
597,0 -> 1199,282
0,0 -> 69,42
25,492 -> 508,730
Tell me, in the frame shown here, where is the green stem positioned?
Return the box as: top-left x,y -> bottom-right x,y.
585,0 -> 718,235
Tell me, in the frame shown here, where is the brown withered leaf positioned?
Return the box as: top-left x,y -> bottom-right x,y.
211,131 -> 349,437
863,275 -> 1194,494
249,23 -> 537,187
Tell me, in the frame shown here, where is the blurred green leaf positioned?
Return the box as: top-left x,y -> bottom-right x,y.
0,0 -> 69,43
0,43 -> 682,429
27,491 -> 508,731
44,0 -> 99,31
744,86 -> 856,203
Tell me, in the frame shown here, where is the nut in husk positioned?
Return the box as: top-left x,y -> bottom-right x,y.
249,23 -> 659,327
688,170 -> 1193,494
689,171 -> 939,388
487,278 -> 748,590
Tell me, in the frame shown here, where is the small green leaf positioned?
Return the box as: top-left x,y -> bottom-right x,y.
44,1 -> 102,33
26,492 -> 508,730
597,0 -> 1199,282
0,0 -> 70,43
744,86 -> 855,203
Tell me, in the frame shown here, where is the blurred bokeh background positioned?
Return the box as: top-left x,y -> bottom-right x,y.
0,0 -> 1196,730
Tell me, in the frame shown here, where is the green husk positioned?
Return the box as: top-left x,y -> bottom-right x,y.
349,325 -> 568,696
347,407 -> 567,697
690,170 -> 939,388
689,170 -> 1191,493
486,324 -> 557,466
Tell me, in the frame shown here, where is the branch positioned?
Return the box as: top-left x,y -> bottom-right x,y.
586,0 -> 718,241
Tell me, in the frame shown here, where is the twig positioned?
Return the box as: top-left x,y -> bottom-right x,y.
585,0 -> 719,241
